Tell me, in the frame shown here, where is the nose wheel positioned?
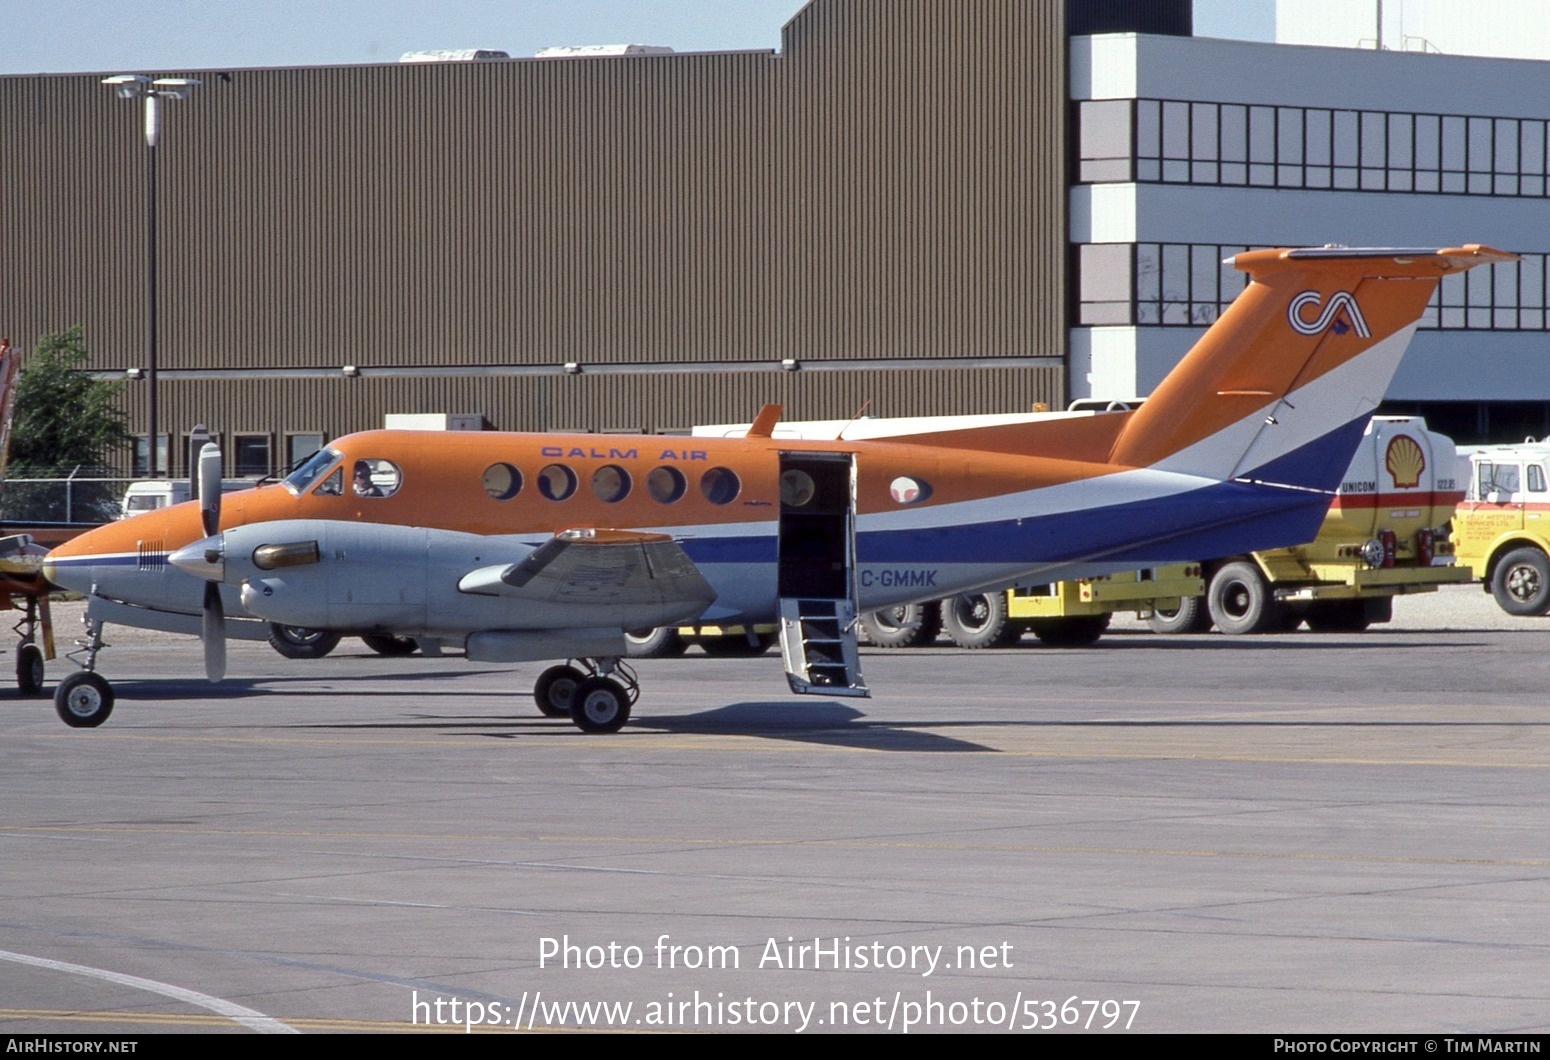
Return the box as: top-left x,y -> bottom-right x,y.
532,658 -> 638,733
55,671 -> 114,728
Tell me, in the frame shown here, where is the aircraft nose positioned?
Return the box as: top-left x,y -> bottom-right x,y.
169,535 -> 225,581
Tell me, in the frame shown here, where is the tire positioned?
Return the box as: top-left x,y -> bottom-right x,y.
16,643 -> 44,696
1491,547 -> 1550,616
624,627 -> 688,658
940,592 -> 1018,648
1304,600 -> 1371,633
1147,596 -> 1211,634
857,603 -> 941,648
361,633 -> 417,656
268,624 -> 342,660
1206,561 -> 1285,635
1029,614 -> 1110,646
699,633 -> 773,657
570,676 -> 632,734
54,672 -> 114,728
534,664 -> 586,718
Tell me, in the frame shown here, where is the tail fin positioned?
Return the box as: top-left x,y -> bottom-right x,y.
1109,245 -> 1514,489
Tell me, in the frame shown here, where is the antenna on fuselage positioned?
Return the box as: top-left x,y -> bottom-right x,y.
835,399 -> 872,440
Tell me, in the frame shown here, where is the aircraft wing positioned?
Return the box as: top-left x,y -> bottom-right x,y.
457,528 -> 716,617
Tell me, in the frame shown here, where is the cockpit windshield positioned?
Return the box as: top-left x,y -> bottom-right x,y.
283,447 -> 342,495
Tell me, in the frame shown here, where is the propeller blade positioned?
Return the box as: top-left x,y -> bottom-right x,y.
198,441 -> 223,537
202,581 -> 227,682
187,423 -> 210,502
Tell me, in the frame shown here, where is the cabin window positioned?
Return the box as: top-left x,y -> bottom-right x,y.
700,467 -> 741,505
538,464 -> 577,501
483,462 -> 522,500
1529,464 -> 1547,493
353,459 -> 401,498
647,466 -> 686,504
888,476 -> 930,504
780,469 -> 816,507
592,465 -> 631,503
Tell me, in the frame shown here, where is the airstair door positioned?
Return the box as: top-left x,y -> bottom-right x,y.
776,452 -> 868,697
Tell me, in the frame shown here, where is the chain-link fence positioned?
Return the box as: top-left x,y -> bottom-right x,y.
1,468 -> 134,524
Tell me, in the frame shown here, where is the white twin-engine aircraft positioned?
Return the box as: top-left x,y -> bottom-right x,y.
44,245 -> 1513,732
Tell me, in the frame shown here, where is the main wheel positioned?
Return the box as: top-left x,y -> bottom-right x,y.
624,627 -> 688,658
858,603 -> 941,648
570,676 -> 632,734
941,592 -> 1017,648
361,633 -> 417,656
268,624 -> 342,660
534,664 -> 586,718
1147,596 -> 1211,634
54,672 -> 114,728
1029,614 -> 1110,646
16,643 -> 44,696
1206,561 -> 1284,635
1491,547 -> 1550,615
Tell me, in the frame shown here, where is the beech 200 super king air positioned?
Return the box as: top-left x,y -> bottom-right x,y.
44,245 -> 1513,732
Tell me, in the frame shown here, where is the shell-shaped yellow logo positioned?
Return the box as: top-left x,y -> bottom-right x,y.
1384,434 -> 1426,489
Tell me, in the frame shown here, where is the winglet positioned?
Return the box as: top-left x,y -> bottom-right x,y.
746,404 -> 782,439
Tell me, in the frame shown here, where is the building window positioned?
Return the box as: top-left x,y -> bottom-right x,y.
1079,97 -> 1550,202
286,433 -> 325,472
134,434 -> 169,477
1078,242 -> 1548,333
234,434 -> 271,478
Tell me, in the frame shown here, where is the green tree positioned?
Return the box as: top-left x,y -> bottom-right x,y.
4,327 -> 133,522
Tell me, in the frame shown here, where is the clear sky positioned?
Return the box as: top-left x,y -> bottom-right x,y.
1,0 -> 1275,76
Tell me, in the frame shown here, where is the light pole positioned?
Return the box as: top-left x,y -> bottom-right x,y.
102,74 -> 200,477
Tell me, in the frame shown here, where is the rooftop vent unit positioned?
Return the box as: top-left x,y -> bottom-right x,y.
533,44 -> 675,58
399,49 -> 510,63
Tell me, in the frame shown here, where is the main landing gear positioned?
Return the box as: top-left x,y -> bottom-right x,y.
54,613 -> 113,728
13,595 -> 49,697
532,657 -> 640,734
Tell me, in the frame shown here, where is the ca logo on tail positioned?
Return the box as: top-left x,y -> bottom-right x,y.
1288,291 -> 1370,338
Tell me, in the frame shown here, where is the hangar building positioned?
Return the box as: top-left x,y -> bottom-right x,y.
1,0 -> 1545,475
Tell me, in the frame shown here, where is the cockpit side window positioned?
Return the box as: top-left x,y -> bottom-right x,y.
314,468 -> 343,496
283,447 -> 342,495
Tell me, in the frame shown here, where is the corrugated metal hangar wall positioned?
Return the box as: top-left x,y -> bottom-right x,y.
0,0 -> 1098,473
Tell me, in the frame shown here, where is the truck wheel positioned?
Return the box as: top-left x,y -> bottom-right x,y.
858,603 -> 941,648
624,627 -> 688,658
1305,600 -> 1371,633
1147,596 -> 1210,634
940,592 -> 1018,648
1029,614 -> 1110,646
1491,547 -> 1550,615
1206,562 -> 1284,635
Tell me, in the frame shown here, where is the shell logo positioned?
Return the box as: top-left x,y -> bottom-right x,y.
1384,434 -> 1426,489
